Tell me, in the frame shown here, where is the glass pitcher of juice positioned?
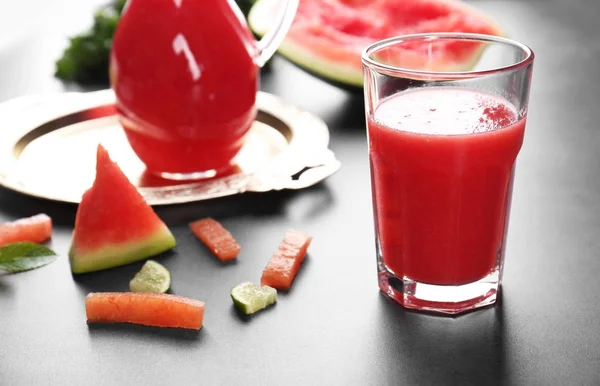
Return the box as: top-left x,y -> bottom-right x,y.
110,0 -> 298,179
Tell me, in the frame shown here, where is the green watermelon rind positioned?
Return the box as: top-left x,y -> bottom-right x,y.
248,0 -> 505,89
68,225 -> 176,274
248,0 -> 364,89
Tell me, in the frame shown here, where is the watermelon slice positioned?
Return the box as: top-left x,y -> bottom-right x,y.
0,214 -> 52,247
86,292 -> 205,330
261,230 -> 312,290
249,0 -> 504,88
68,145 -> 176,274
189,218 -> 241,262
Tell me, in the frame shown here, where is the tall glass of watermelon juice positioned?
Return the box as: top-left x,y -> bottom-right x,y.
362,33 -> 534,314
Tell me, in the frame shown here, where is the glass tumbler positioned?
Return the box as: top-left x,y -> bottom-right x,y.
362,33 -> 534,314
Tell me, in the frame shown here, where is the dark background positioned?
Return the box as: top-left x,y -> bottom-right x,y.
1,0 -> 599,384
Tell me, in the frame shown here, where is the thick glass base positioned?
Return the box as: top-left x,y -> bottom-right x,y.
157,169 -> 218,181
378,266 -> 500,315
153,164 -> 238,181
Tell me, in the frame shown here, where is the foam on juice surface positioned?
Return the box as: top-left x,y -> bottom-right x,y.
373,87 -> 519,135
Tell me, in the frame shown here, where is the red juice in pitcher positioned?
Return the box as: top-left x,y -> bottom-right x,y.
110,0 -> 258,176
368,87 -> 525,286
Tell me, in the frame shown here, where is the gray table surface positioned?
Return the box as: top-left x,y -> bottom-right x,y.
1,0 -> 599,384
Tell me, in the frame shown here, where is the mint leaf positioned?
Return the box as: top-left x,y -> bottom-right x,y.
0,242 -> 58,273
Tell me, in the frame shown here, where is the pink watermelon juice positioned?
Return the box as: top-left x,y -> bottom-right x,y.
111,0 -> 257,175
368,87 -> 525,286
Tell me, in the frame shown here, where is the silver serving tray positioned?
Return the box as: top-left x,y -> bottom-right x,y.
0,90 -> 340,205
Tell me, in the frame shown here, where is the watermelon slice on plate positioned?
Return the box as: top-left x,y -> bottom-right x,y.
249,0 -> 504,89
68,145 -> 176,274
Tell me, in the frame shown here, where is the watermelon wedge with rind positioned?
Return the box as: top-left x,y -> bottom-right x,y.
248,0 -> 504,89
68,145 -> 176,274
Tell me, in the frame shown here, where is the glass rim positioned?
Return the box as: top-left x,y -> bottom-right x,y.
361,32 -> 534,79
